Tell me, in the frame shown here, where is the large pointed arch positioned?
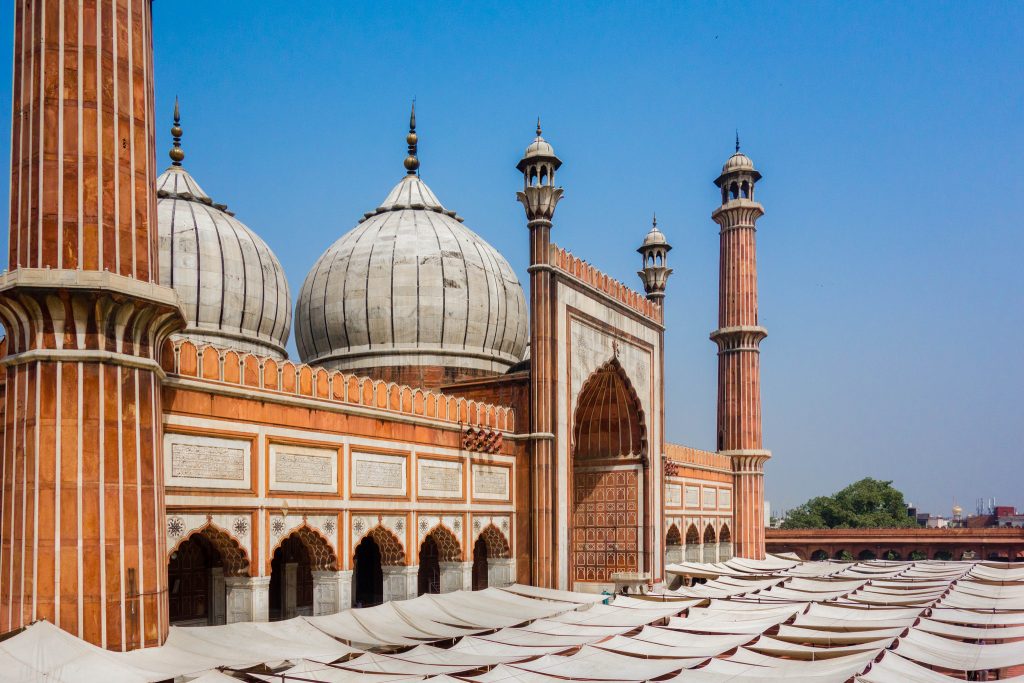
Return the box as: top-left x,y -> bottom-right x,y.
170,523 -> 250,577
570,356 -> 647,586
572,357 -> 647,461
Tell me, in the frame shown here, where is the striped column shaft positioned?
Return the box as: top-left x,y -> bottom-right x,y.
8,0 -> 158,280
0,0 -> 181,650
712,188 -> 768,560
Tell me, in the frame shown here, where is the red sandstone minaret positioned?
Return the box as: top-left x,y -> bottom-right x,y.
516,121 -> 563,587
711,136 -> 770,560
0,0 -> 183,649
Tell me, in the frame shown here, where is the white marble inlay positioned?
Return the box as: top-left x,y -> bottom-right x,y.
472,464 -> 510,500
417,459 -> 462,498
269,443 -> 338,493
165,433 -> 251,490
351,452 -> 407,497
666,484 -> 682,507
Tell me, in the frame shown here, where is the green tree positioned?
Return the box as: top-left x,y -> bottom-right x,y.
781,478 -> 917,529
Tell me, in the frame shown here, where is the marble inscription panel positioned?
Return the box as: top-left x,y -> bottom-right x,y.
685,486 -> 700,507
472,464 -> 510,501
351,452 -> 407,497
165,433 -> 251,490
418,459 -> 462,498
665,483 -> 682,507
269,443 -> 338,493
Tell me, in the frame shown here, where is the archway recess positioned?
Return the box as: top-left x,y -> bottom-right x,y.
571,358 -> 647,586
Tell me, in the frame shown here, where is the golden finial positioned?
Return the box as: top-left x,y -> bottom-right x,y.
652,212 -> 657,229
404,100 -> 419,175
169,97 -> 184,166
536,116 -> 542,137
735,129 -> 741,153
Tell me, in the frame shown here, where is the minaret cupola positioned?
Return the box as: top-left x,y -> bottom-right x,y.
516,119 -> 563,222
637,214 -> 672,302
715,132 -> 762,205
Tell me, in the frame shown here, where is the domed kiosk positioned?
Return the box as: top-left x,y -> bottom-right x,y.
295,107 -> 527,388
156,101 -> 292,359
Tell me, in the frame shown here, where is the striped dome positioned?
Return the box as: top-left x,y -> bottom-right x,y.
295,174 -> 527,379
157,166 -> 291,358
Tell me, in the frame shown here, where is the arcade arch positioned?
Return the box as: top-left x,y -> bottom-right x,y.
167,524 -> 249,626
353,525 -> 405,608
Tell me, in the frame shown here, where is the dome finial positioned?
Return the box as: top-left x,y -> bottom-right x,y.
169,96 -> 185,166
404,100 -> 419,175
537,116 -> 542,137
735,129 -> 740,153
652,212 -> 657,229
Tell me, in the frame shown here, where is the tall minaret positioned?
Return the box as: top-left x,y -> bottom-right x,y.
0,0 -> 184,649
711,136 -> 770,559
516,121 -> 562,587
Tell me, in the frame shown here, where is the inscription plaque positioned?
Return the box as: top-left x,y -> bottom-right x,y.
703,488 -> 718,509
685,486 -> 700,507
472,464 -> 510,500
418,460 -> 462,497
665,484 -> 682,507
165,433 -> 251,490
269,444 -> 338,493
351,453 -> 407,496
720,489 -> 732,509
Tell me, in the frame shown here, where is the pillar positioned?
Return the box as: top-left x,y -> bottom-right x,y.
665,545 -> 683,565
719,542 -> 734,561
439,561 -> 472,593
312,570 -> 352,616
382,566 -> 418,602
685,544 -> 700,563
210,567 -> 226,625
225,576 -> 270,624
703,543 -> 718,563
282,562 -> 298,619
0,0 -> 185,649
487,558 -> 515,588
711,145 -> 769,560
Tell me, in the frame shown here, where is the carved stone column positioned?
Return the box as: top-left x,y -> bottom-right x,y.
382,566 -> 418,602
225,576 -> 270,623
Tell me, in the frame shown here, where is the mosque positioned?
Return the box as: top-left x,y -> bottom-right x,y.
0,0 -> 769,651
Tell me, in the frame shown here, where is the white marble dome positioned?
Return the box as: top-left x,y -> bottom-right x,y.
157,165 -> 292,358
295,174 -> 528,378
722,150 -> 756,174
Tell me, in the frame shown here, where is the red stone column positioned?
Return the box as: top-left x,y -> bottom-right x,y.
0,0 -> 183,649
711,152 -> 769,560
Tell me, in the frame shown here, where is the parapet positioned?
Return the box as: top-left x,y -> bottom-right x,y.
549,244 -> 663,324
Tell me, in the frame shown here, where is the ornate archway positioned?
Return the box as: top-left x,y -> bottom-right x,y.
167,524 -> 249,625
269,524 -> 338,620
418,525 -> 461,595
703,524 -> 718,562
571,358 -> 647,585
473,524 -> 512,591
353,525 -> 405,607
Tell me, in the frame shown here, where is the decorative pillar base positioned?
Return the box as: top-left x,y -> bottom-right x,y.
665,545 -> 683,566
382,566 -> 418,602
440,562 -> 473,593
719,543 -> 734,561
684,545 -> 700,563
225,576 -> 270,623
312,570 -> 353,616
702,543 -> 718,563
487,558 -> 516,588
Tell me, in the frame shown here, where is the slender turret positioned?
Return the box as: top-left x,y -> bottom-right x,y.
711,137 -> 770,559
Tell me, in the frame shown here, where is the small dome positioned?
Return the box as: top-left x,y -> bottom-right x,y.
295,174 -> 527,383
641,226 -> 668,248
517,120 -> 561,172
157,166 -> 292,358
722,150 -> 755,174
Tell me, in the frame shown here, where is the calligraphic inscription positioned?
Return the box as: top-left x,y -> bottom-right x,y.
665,484 -> 682,507
703,487 -> 718,509
419,460 -> 462,497
171,443 -> 245,480
720,489 -> 732,509
351,452 -> 407,496
472,464 -> 509,500
685,486 -> 700,507
276,452 -> 333,485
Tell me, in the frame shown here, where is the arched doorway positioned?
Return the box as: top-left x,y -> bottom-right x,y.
684,524 -> 700,562
810,549 -> 829,561
718,525 -> 732,561
418,536 -> 441,595
665,524 -> 683,565
858,549 -> 877,561
270,536 -> 313,620
472,536 -> 489,590
702,525 -> 717,562
270,526 -> 337,619
353,536 -> 384,607
571,358 -> 647,586
167,524 -> 250,626
353,526 -> 405,607
418,526 -> 461,595
168,534 -> 219,625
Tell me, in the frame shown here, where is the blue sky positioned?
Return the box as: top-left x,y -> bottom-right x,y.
0,2 -> 1021,514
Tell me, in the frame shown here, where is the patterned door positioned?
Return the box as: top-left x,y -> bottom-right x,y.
572,469 -> 639,583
